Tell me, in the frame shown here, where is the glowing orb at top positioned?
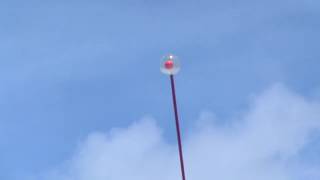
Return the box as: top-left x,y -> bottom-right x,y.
164,60 -> 174,69
160,54 -> 180,75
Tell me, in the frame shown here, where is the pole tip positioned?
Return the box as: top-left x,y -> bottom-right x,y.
160,54 -> 180,75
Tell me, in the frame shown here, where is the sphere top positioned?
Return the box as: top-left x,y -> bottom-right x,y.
160,54 -> 180,75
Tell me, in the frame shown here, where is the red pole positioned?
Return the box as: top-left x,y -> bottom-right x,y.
170,74 -> 187,180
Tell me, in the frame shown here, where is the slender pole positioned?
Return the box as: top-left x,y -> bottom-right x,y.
170,74 -> 187,180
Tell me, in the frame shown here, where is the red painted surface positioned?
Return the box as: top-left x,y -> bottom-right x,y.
165,60 -> 174,69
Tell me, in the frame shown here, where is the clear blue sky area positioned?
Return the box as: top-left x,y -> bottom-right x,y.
0,0 -> 319,179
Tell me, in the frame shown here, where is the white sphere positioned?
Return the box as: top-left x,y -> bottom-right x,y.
160,54 -> 180,75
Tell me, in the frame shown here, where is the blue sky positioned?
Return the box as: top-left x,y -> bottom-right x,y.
0,0 -> 320,179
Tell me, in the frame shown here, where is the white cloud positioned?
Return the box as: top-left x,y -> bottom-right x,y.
39,84 -> 320,180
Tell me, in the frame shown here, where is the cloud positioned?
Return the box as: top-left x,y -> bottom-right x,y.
38,84 -> 320,180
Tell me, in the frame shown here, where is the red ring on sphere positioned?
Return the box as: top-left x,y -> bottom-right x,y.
164,60 -> 174,69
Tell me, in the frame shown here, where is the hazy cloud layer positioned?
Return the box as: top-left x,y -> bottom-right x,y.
39,84 -> 320,180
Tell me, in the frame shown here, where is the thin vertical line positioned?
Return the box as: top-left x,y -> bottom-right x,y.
170,74 -> 187,180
